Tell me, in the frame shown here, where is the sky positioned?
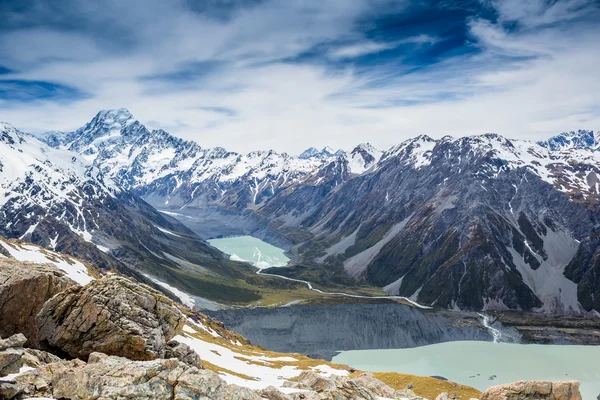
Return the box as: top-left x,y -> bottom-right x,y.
0,0 -> 599,154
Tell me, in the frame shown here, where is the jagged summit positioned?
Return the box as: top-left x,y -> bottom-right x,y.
0,122 -> 25,145
537,129 -> 599,151
299,146 -> 342,159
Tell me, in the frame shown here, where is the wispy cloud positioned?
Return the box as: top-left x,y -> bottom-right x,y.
0,0 -> 598,153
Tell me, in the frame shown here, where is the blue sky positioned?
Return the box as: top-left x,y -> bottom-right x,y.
0,0 -> 599,153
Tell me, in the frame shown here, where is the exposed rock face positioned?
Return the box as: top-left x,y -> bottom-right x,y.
480,380 -> 582,400
8,352 -> 423,400
36,275 -> 186,360
165,339 -> 204,369
22,348 -> 62,368
564,233 -> 600,312
11,353 -> 260,400
282,371 -> 423,400
0,259 -> 77,344
0,334 -> 26,377
0,334 -> 27,351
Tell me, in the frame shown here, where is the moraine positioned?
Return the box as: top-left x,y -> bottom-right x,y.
332,342 -> 600,400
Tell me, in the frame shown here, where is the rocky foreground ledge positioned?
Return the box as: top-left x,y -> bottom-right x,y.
0,256 -> 584,399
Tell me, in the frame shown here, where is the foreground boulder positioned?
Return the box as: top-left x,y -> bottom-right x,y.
480,380 -> 582,400
0,259 -> 77,344
36,275 -> 186,360
0,334 -> 26,376
6,352 -> 428,400
165,339 -> 204,369
281,370 -> 424,400
11,352 -> 260,400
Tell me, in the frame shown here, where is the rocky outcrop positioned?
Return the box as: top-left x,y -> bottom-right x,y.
36,275 -> 186,360
164,339 -> 203,369
6,352 -> 426,400
9,352 -> 261,400
480,380 -> 582,400
0,259 -> 77,344
0,334 -> 26,376
22,348 -> 62,368
282,371 -> 423,400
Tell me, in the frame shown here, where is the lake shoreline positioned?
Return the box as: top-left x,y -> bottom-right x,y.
332,341 -> 600,400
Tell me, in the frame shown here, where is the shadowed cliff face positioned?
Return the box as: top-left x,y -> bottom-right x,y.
208,304 -> 516,360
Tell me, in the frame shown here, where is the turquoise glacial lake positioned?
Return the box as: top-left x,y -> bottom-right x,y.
332,341 -> 600,399
208,235 -> 290,269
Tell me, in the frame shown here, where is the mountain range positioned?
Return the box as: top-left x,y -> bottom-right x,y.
1,109 -> 599,315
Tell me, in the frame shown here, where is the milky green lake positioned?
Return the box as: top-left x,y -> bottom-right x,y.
332,341 -> 600,399
208,235 -> 290,269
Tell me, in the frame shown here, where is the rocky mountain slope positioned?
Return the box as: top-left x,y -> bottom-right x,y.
0,121 -> 292,307
39,109 -> 381,230
34,111 -> 600,314
265,133 -> 600,315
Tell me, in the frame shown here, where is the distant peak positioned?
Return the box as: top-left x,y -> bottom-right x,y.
538,129 -> 597,151
0,122 -> 25,144
95,108 -> 134,123
352,142 -> 379,152
299,147 -> 320,159
299,146 -> 339,159
98,107 -> 131,116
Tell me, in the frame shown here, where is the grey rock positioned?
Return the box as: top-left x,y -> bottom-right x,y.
0,333 -> 29,377
480,380 -> 582,400
36,275 -> 186,360
0,334 -> 26,351
22,348 -> 62,368
0,382 -> 19,399
287,371 -> 424,400
165,339 -> 203,369
0,259 -> 77,345
0,347 -> 23,377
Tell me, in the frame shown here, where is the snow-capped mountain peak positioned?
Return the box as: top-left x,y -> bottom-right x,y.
40,108 -> 146,162
0,122 -> 25,145
347,142 -> 383,174
537,129 -> 598,151
298,146 -> 340,159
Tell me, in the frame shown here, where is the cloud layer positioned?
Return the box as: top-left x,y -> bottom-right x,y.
0,0 -> 598,153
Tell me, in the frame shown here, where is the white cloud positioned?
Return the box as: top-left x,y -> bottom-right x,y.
329,35 -> 436,59
0,0 -> 598,154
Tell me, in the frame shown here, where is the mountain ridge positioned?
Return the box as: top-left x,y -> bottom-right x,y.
25,110 -> 600,315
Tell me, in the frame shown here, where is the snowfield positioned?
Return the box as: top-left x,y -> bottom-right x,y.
174,316 -> 350,392
0,238 -> 95,285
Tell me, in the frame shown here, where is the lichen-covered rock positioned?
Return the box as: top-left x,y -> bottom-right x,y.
12,352 -> 260,400
288,370 -> 424,400
6,351 -> 432,400
0,348 -> 23,377
353,372 -> 418,398
22,348 -> 62,368
0,334 -> 26,351
36,275 -> 186,360
13,358 -> 86,398
175,365 -> 261,400
0,334 -> 28,377
165,339 -> 203,369
480,380 -> 582,400
0,259 -> 77,345
0,381 -> 19,399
